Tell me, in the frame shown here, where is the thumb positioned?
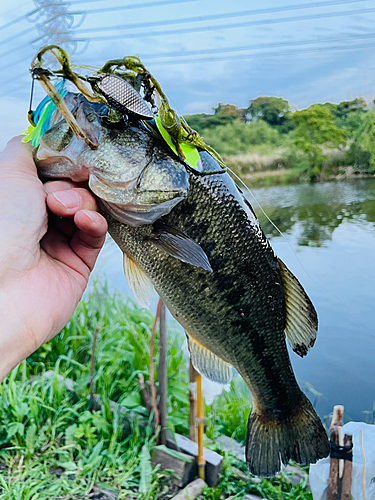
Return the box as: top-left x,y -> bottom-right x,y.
0,136 -> 36,174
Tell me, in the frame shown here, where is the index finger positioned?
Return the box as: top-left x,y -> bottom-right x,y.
0,136 -> 36,174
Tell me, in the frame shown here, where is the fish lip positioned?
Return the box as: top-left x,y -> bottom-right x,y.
100,195 -> 186,227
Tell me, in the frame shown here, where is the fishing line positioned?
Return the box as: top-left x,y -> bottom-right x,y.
227,166 -> 345,305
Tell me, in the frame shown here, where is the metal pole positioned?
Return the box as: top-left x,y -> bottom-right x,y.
189,360 -> 198,442
196,374 -> 205,481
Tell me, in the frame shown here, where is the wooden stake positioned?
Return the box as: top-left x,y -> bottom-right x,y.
327,405 -> 344,500
341,433 -> 353,500
158,301 -> 168,445
331,405 -> 344,427
196,374 -> 205,481
189,361 -> 198,443
327,426 -> 340,500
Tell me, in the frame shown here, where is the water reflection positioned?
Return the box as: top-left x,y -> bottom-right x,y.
253,179 -> 375,247
250,179 -> 375,421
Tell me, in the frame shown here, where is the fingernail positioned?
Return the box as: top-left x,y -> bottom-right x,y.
53,190 -> 81,209
81,210 -> 99,222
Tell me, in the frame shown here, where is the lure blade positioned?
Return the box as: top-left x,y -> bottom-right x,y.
96,74 -> 154,120
154,115 -> 201,170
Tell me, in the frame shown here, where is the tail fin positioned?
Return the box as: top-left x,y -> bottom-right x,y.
246,393 -> 330,477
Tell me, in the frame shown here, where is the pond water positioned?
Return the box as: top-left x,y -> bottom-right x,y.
91,179 -> 375,423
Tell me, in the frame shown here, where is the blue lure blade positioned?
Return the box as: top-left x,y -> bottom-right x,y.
29,80 -> 68,147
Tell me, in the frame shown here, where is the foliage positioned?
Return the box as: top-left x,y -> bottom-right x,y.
198,120 -> 281,156
213,102 -> 246,120
0,284 -> 188,499
185,94 -> 374,185
206,377 -> 251,444
325,98 -> 367,132
291,104 -> 347,180
245,96 -> 294,133
0,283 -> 317,498
184,113 -> 237,133
202,453 -> 312,500
352,108 -> 375,173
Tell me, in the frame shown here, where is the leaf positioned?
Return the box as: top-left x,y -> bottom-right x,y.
65,424 -> 77,445
121,392 -> 142,408
25,423 -> 37,454
155,445 -> 192,463
139,444 -> 152,495
73,425 -> 85,439
60,461 -> 78,471
7,422 -> 25,439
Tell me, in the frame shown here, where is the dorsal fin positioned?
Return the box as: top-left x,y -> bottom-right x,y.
278,258 -> 318,357
186,332 -> 232,384
123,254 -> 155,309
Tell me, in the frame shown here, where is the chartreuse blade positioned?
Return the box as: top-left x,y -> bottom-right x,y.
154,114 -> 200,170
21,80 -> 67,147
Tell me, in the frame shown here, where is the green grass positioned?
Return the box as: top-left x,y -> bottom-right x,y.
206,377 -> 251,444
0,282 -> 312,499
0,283 -> 188,499
202,453 -> 312,500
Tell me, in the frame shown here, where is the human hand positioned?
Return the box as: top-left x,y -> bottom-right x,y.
0,136 -> 107,380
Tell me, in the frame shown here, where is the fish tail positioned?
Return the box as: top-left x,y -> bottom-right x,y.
246,393 -> 330,477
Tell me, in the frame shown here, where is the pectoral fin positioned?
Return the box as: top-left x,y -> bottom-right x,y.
278,258 -> 318,357
186,332 -> 232,384
149,223 -> 212,272
123,254 -> 155,308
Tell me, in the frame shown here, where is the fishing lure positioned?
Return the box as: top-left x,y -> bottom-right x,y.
22,80 -> 67,147
25,45 -> 227,175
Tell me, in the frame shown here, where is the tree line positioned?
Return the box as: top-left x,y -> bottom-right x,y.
185,96 -> 375,181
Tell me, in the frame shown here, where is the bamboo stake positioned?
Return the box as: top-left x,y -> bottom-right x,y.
189,361 -> 198,443
196,374 -> 205,481
158,301 -> 167,445
341,433 -> 353,500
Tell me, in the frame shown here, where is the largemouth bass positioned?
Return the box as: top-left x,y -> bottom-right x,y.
34,94 -> 329,477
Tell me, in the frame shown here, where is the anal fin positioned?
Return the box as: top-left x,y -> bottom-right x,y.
123,254 -> 155,309
278,258 -> 318,357
186,332 -> 232,384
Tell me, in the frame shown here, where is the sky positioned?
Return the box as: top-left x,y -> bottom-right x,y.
1,0 -> 375,149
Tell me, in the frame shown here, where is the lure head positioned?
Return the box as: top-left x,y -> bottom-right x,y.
34,93 -> 189,226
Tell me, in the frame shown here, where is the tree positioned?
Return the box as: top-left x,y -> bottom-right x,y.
213,103 -> 245,121
325,98 -> 367,133
353,108 -> 375,172
185,104 -> 245,133
245,96 -> 294,132
291,104 -> 346,180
